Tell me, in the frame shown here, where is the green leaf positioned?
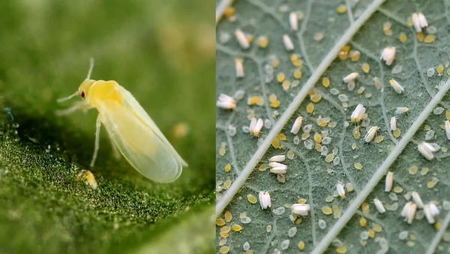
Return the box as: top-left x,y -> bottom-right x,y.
216,0 -> 450,253
0,0 -> 214,253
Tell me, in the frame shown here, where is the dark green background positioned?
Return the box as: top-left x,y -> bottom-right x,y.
0,0 -> 214,253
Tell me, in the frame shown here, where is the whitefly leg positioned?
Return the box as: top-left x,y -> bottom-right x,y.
110,137 -> 121,159
56,101 -> 87,116
90,115 -> 102,167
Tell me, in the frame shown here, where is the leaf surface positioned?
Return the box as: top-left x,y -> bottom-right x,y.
0,1 -> 214,253
216,0 -> 450,252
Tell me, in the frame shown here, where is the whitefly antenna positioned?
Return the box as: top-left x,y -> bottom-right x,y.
57,91 -> 78,103
86,57 -> 95,80
57,58 -> 95,103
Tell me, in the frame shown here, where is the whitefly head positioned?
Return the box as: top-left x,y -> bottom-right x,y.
78,79 -> 96,100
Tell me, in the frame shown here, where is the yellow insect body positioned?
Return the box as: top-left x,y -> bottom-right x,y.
59,60 -> 187,183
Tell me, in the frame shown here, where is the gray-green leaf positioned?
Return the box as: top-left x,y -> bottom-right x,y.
216,0 -> 450,253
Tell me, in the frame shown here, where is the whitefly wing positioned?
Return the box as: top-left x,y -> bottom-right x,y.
97,85 -> 187,183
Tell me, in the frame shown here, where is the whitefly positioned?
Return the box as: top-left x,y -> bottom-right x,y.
390,116 -> 397,131
291,203 -> 310,216
282,34 -> 294,51
401,202 -> 417,224
389,79 -> 404,94
411,13 -> 428,32
290,116 -> 304,134
417,142 -> 438,160
258,191 -> 272,210
289,12 -> 298,31
445,120 -> 450,140
374,198 -> 386,214
364,126 -> 379,143
385,171 -> 394,192
411,191 -> 424,208
235,29 -> 250,49
424,203 -> 439,224
381,47 -> 396,66
217,94 -> 236,110
351,103 -> 366,123
249,118 -> 264,137
269,155 -> 286,162
336,183 -> 346,198
234,58 -> 244,78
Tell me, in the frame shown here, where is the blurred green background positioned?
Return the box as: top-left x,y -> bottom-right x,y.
0,0 -> 214,253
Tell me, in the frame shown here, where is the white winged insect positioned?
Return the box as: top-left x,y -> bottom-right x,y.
57,59 -> 187,183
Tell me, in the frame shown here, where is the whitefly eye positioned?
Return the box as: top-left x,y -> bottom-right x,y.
80,91 -> 86,98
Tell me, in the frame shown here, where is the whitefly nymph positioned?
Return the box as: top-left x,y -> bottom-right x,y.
77,169 -> 98,190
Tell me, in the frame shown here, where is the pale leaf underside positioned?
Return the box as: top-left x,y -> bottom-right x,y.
217,0 -> 450,253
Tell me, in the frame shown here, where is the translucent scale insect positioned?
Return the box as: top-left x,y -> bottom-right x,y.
58,59 -> 187,183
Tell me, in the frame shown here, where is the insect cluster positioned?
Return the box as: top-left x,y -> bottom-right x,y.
217,5 -> 449,253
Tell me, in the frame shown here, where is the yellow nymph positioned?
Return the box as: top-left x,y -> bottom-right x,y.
58,59 -> 187,183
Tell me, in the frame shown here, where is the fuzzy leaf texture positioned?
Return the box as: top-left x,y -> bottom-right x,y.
216,0 -> 450,253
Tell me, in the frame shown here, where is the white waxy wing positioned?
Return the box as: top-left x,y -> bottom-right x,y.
97,85 -> 187,183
